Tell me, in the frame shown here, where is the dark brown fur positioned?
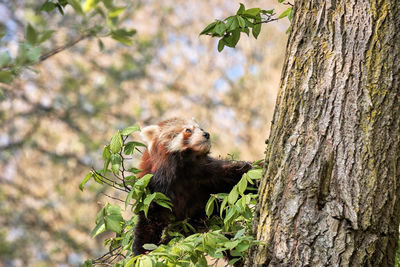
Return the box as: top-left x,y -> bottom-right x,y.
133,120 -> 252,257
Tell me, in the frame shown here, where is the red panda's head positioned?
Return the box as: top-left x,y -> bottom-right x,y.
141,118 -> 211,155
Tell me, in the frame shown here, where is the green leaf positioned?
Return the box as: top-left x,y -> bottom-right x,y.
205,197 -> 215,217
200,21 -> 217,35
104,204 -> 123,234
124,142 -> 135,155
0,51 -> 12,68
26,47 -> 41,63
128,167 -> 142,174
278,0 -> 285,3
102,145 -> 111,159
111,29 -> 136,46
38,1 -> 57,13
79,172 -> 93,191
261,9 -> 274,15
244,8 -> 261,17
247,169 -> 262,180
108,7 -> 126,18
278,7 -> 292,20
143,192 -> 156,206
38,30 -> 55,43
155,200 -> 172,211
125,189 -> 134,209
110,153 -> 121,174
229,17 -> 239,31
104,214 -> 122,233
26,24 -> 38,45
67,0 -> 84,14
288,7 -> 294,21
121,125 -> 140,136
220,197 -> 228,217
224,206 -> 237,224
237,176 -> 247,195
231,29 -> 240,46
135,173 -> 152,188
0,71 -> 12,84
234,228 -> 245,239
228,186 -> 239,204
83,0 -> 100,12
143,243 -> 158,250
217,39 -> 225,52
237,16 -> 246,28
237,3 -> 245,15
214,22 -> 226,36
90,218 -> 106,237
110,131 -> 123,153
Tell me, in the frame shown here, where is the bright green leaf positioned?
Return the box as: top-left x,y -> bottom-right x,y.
228,186 -> 239,204
110,153 -> 121,174
104,214 -> 122,233
135,174 -> 152,188
238,176 -> 247,195
247,169 -> 262,180
121,125 -> 140,136
278,7 -> 292,20
79,172 -> 93,191
90,218 -> 106,237
83,0 -> 100,12
205,197 -> 215,217
108,7 -> 126,18
109,131 -> 123,153
143,243 -> 158,250
237,16 -> 246,28
102,145 -> 111,160
244,8 -> 261,17
224,206 -> 237,224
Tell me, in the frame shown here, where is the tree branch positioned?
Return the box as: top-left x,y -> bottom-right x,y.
38,33 -> 92,63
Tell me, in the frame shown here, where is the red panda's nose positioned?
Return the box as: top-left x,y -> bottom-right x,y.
203,132 -> 210,139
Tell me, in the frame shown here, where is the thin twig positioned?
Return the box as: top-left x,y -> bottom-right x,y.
38,33 -> 92,63
101,192 -> 126,203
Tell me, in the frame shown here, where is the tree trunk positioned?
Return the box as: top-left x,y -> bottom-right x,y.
247,1 -> 400,266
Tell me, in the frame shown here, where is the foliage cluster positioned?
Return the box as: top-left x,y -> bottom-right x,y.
79,127 -> 263,266
0,0 -> 136,83
200,2 -> 292,52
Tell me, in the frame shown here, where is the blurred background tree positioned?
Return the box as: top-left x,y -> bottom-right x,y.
0,0 -> 287,265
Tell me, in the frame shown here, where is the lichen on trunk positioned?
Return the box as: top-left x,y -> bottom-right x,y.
247,1 -> 400,266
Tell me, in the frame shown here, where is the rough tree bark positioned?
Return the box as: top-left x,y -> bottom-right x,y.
247,1 -> 400,266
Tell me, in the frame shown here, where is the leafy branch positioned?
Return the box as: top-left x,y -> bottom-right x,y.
200,3 -> 293,52
0,0 -> 137,84
79,125 -> 264,266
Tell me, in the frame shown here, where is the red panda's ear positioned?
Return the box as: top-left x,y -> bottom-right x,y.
140,125 -> 160,148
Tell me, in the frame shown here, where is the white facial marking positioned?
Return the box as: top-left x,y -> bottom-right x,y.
167,132 -> 184,152
140,125 -> 160,151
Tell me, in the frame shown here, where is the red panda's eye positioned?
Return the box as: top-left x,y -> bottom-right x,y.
185,128 -> 192,133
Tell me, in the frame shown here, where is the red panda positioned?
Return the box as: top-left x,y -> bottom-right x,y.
133,118 -> 252,256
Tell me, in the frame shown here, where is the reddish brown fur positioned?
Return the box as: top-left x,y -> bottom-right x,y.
133,118 -> 252,266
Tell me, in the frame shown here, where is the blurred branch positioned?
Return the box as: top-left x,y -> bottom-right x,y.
38,33 -> 92,63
